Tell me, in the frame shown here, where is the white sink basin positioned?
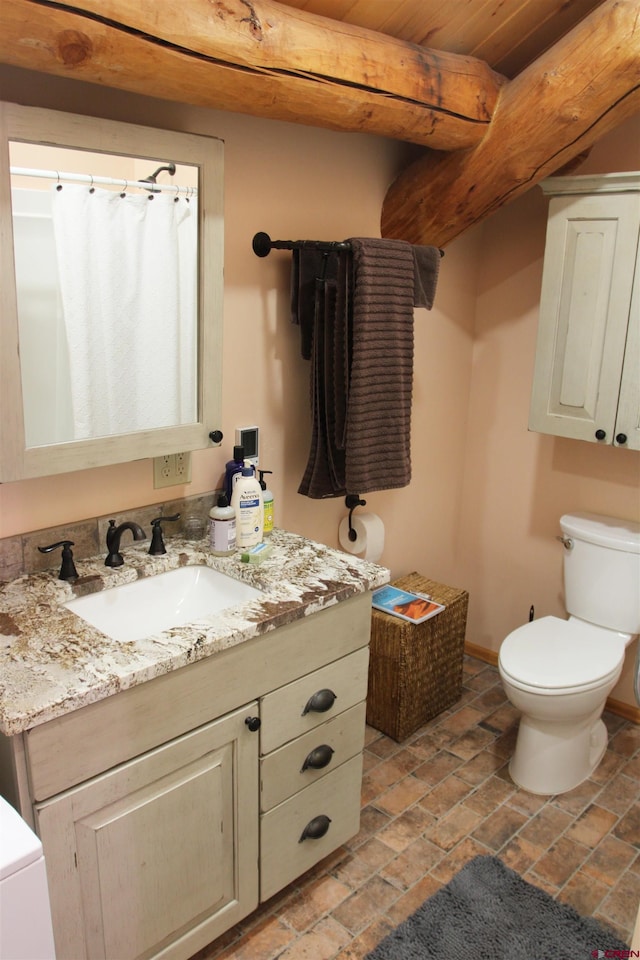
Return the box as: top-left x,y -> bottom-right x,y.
64,565 -> 262,642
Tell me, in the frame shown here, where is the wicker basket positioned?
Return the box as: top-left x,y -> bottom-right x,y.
367,573 -> 469,742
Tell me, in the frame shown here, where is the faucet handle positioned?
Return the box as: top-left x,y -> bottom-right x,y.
149,514 -> 181,555
38,540 -> 79,581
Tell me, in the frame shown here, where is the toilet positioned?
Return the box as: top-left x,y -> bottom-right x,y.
498,511 -> 640,796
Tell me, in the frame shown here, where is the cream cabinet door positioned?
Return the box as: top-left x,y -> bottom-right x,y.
35,704 -> 259,960
529,189 -> 640,444
615,246 -> 640,450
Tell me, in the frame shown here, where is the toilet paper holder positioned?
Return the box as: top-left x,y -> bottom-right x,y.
345,494 -> 366,542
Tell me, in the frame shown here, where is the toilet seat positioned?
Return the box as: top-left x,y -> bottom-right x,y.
499,616 -> 625,694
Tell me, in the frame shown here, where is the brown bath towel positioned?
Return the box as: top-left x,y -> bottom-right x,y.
295,238 -> 440,498
345,238 -> 415,494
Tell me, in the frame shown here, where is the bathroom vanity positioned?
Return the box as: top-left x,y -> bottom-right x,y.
0,530 -> 388,959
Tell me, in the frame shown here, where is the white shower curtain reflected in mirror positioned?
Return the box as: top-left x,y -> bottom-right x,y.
50,184 -> 197,440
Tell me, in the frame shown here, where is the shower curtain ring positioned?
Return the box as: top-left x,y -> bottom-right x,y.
56,171 -> 62,192
89,175 -> 95,194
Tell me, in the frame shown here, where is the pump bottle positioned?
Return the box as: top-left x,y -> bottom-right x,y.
224,445 -> 247,503
209,494 -> 236,556
258,470 -> 274,537
230,463 -> 264,548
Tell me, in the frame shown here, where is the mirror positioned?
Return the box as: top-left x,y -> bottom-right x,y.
0,103 -> 223,481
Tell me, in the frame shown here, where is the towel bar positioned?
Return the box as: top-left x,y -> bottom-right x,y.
252,232 -> 444,258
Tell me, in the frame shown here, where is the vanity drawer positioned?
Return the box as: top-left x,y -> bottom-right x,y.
260,701 -> 366,812
260,754 -> 363,901
260,646 -> 369,755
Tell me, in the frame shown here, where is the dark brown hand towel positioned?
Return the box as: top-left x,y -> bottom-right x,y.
298,251 -> 351,498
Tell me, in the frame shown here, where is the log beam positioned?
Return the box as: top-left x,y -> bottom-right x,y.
0,0 -> 505,150
382,0 -> 640,247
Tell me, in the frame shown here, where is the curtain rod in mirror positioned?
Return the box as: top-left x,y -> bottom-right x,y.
10,165 -> 198,196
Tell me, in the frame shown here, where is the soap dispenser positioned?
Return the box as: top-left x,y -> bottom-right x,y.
258,469 -> 274,537
230,462 -> 263,548
209,494 -> 237,556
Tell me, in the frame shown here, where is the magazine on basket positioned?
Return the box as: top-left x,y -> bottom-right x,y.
372,585 -> 446,624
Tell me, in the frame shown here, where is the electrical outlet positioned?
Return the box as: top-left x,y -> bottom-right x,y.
153,452 -> 192,488
175,452 -> 190,479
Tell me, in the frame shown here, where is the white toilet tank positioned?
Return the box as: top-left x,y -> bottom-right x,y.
560,512 -> 640,636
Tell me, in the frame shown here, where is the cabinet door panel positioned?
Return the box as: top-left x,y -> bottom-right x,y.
75,751 -> 231,959
36,705 -> 259,960
530,192 -> 640,442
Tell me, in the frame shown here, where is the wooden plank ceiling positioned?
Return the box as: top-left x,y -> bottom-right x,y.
0,0 -> 638,245
275,0 -> 606,78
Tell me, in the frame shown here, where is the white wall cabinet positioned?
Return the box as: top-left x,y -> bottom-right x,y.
529,172 -> 640,450
4,593 -> 372,960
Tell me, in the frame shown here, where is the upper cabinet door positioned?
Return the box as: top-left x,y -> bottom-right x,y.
529,175 -> 640,446
615,250 -> 640,450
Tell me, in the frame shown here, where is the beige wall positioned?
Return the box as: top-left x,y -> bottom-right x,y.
0,67 -> 638,707
457,114 -> 640,705
0,64 -> 477,579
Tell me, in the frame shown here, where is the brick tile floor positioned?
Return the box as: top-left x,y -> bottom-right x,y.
192,656 -> 640,959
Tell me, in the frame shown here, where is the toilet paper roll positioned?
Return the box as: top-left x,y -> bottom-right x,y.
338,513 -> 385,562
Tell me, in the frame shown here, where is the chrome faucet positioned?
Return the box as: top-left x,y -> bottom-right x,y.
105,519 -> 147,567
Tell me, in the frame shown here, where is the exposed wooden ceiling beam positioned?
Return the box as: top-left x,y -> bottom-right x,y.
381,0 -> 640,247
0,0 -> 504,150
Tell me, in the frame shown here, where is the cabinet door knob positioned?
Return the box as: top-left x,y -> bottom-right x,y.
299,815 -> 331,842
595,429 -> 607,440
301,744 -> 335,772
302,689 -> 337,715
615,433 -> 628,445
244,716 -> 261,732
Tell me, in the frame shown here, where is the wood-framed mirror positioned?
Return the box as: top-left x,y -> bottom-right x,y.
0,102 -> 223,481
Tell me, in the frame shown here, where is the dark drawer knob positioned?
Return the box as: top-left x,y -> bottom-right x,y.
595,429 -> 607,441
301,744 -> 335,772
616,433 -> 628,445
302,688 -> 337,715
244,716 -> 261,732
299,815 -> 331,843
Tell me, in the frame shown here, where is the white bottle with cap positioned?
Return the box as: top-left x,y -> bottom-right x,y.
209,494 -> 237,556
230,461 -> 264,548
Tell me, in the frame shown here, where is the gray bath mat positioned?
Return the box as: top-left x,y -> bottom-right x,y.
365,855 -> 628,959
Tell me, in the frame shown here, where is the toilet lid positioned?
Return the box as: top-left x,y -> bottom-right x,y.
499,617 -> 625,690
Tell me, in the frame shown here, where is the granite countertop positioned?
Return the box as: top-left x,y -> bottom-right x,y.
0,529 -> 389,736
